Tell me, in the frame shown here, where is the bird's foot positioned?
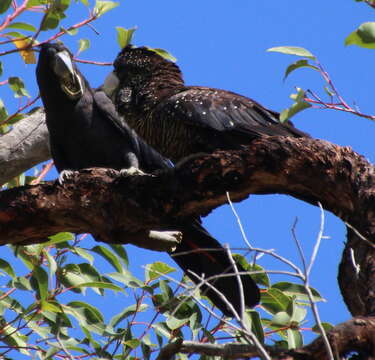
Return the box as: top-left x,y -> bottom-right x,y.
119,166 -> 153,177
148,230 -> 183,252
57,170 -> 76,185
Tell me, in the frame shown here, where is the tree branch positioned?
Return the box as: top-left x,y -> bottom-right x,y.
1,136 -> 375,318
156,316 -> 375,360
0,108 -> 50,185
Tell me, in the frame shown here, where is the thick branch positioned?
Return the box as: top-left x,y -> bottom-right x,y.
156,316 -> 375,360
0,108 -> 50,185
0,137 -> 375,317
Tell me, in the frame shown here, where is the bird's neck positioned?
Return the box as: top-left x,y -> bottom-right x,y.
131,66 -> 185,111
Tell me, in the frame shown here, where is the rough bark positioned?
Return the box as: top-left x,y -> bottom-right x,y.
0,108 -> 50,185
1,134 -> 375,357
156,317 -> 375,359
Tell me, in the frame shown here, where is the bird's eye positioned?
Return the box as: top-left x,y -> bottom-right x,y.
47,47 -> 57,58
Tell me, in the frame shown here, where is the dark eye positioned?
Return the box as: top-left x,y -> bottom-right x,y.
47,47 -> 57,58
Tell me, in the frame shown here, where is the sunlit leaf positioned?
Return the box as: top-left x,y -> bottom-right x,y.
73,247 -> 94,264
267,46 -> 316,60
0,98 -> 8,122
78,38 -> 90,54
147,47 -> 176,62
232,254 -> 269,287
109,244 -> 128,267
44,232 -> 74,247
345,22 -> 375,49
261,288 -> 291,314
280,88 -> 311,122
312,322 -> 334,333
94,0 -> 119,17
109,304 -> 148,327
145,261 -> 176,282
272,282 -> 325,302
12,39 -> 36,64
31,267 -> 49,301
287,329 -> 303,349
6,22 -> 37,32
8,77 -> 30,98
75,281 -> 123,292
92,245 -> 123,272
68,301 -> 104,322
44,250 -> 57,276
116,26 -> 136,48
283,59 -> 319,80
272,311 -> 291,326
0,258 -> 15,278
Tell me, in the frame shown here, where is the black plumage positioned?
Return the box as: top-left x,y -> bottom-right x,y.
104,45 -> 308,163
36,42 -> 260,317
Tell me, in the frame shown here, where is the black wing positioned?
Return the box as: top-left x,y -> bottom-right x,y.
156,87 -> 308,139
94,89 -> 172,172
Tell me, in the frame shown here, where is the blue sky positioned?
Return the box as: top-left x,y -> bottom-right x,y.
2,0 -> 374,349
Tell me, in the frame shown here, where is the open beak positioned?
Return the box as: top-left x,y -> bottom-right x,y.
102,71 -> 120,100
54,50 -> 84,99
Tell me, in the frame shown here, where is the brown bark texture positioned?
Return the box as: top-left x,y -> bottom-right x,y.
1,135 -> 375,358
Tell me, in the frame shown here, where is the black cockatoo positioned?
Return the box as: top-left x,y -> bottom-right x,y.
36,42 -> 260,317
103,45 -> 308,163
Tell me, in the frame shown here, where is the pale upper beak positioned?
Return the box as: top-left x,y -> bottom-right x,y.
53,50 -> 84,99
102,71 -> 120,100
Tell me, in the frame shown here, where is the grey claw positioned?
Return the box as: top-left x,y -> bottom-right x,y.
57,170 -> 75,185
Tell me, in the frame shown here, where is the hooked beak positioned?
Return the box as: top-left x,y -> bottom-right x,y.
102,71 -> 120,100
54,50 -> 84,99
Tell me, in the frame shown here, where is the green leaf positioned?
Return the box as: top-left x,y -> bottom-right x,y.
78,38 -> 90,54
267,46 -> 316,60
0,258 -> 15,278
312,322 -> 334,333
94,0 -> 119,17
60,26 -> 78,36
284,59 -> 319,80
272,311 -> 291,326
345,22 -> 375,49
287,329 -> 303,349
272,282 -> 325,302
109,304 -> 148,327
44,232 -> 74,247
41,11 -> 66,31
109,244 -> 128,267
261,288 -> 291,314
0,61 -> 3,77
0,98 -> 8,122
108,270 -> 143,288
0,0 -> 12,14
31,267 -> 49,301
124,339 -> 141,349
116,26 -> 136,48
68,301 -> 104,322
75,281 -> 123,292
92,245 -> 123,272
166,315 -> 188,330
80,0 -> 89,5
73,247 -> 94,264
44,250 -> 57,276
245,310 -> 264,343
280,88 -> 311,122
147,47 -> 177,62
8,77 -> 30,98
41,300 -> 62,313
6,22 -> 37,32
232,254 -> 269,287
145,261 -> 176,282
26,0 -> 44,8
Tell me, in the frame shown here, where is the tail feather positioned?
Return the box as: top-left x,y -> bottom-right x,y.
171,221 -> 260,317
